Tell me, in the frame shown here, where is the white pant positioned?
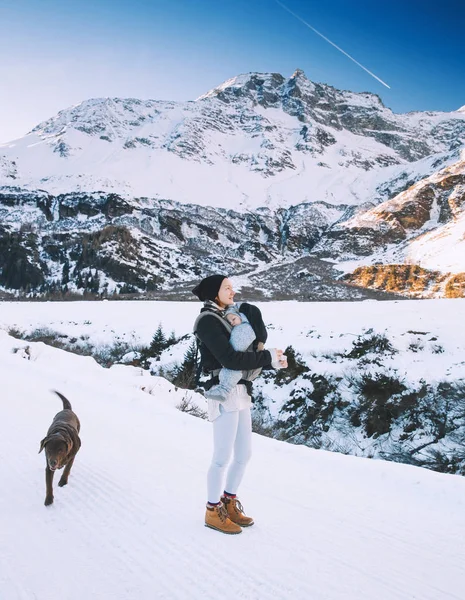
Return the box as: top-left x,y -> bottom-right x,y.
207,406 -> 252,504
207,382 -> 252,422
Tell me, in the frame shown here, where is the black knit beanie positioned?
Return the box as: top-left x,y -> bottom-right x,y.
192,275 -> 227,302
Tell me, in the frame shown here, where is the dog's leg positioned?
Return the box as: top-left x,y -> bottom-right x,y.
58,457 -> 75,487
45,467 -> 55,506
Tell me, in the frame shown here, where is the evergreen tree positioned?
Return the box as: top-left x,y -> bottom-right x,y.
90,270 -> 100,294
85,270 -> 92,291
173,339 -> 198,389
139,324 -> 168,366
149,324 -> 167,356
61,259 -> 70,285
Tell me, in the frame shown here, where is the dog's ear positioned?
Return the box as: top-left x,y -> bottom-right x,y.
67,428 -> 81,454
57,429 -> 77,456
39,437 -> 48,453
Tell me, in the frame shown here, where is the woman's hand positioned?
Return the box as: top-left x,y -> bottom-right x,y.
276,349 -> 288,368
270,349 -> 288,370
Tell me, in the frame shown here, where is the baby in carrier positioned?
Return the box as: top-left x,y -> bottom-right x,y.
204,305 -> 264,402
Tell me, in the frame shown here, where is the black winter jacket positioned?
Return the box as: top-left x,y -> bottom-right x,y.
195,302 -> 272,374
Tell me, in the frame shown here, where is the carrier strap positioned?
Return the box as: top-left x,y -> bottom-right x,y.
193,307 -> 254,397
193,310 -> 232,338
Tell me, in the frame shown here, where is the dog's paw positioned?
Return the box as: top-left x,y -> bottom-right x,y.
58,479 -> 68,487
44,495 -> 54,506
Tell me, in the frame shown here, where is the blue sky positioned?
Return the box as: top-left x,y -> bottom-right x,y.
1,0 -> 464,142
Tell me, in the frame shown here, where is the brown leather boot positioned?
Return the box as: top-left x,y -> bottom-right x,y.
221,495 -> 254,527
205,502 -> 242,534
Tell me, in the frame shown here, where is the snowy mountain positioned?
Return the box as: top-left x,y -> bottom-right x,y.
1,69 -> 465,298
2,69 -> 465,209
1,301 -> 465,599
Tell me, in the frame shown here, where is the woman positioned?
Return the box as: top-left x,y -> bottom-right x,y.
192,274 -> 287,535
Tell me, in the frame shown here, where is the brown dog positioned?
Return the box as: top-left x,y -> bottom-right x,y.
39,391 -> 81,506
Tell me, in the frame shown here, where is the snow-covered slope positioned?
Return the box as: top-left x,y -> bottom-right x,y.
1,70 -> 465,211
316,152 -> 465,276
2,298 -> 465,472
1,321 -> 465,599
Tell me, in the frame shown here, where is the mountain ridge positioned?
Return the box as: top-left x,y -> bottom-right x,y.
2,69 -> 465,210
1,70 -> 464,298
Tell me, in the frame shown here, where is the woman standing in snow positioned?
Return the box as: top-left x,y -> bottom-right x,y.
192,274 -> 287,535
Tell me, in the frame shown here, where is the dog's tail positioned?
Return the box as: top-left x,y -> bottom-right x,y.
54,391 -> 72,410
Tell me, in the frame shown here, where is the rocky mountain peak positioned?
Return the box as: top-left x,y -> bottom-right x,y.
290,68 -> 306,79
198,71 -> 285,106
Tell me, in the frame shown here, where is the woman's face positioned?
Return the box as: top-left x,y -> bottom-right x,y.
216,278 -> 235,308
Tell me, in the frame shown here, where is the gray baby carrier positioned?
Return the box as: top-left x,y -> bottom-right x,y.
192,307 -> 260,395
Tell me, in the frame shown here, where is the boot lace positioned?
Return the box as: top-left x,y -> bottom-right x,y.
233,498 -> 245,515
218,503 -> 228,522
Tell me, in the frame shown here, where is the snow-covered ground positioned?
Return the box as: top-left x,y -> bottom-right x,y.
1,304 -> 465,599
1,298 -> 464,385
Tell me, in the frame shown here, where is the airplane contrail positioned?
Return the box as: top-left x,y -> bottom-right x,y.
274,0 -> 391,89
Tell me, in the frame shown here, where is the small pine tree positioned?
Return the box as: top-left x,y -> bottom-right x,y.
76,271 -> 83,290
62,259 -> 70,285
139,324 -> 168,367
173,339 -> 198,389
149,324 -> 167,356
91,270 -> 100,294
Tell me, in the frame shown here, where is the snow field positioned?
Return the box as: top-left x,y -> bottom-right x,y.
1,299 -> 465,599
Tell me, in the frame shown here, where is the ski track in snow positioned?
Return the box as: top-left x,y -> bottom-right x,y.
1,391 -> 317,599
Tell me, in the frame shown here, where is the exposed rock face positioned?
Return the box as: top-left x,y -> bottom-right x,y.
343,265 -> 465,298
0,187 -> 402,299
382,185 -> 436,230
202,69 -> 465,161
1,156 -> 465,299
316,225 -> 407,258
313,158 -> 465,274
0,157 -> 18,180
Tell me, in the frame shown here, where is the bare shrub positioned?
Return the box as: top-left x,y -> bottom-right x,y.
430,344 -> 444,354
345,332 -> 396,359
7,327 -> 140,368
7,326 -> 24,338
348,370 -> 410,437
176,394 -> 207,419
408,340 -> 424,353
